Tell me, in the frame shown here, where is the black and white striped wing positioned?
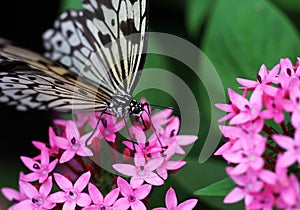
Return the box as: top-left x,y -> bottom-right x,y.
43,0 -> 148,96
0,41 -> 111,111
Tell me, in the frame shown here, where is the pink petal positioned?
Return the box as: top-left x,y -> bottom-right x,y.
1,188 -> 23,202
54,136 -> 69,149
165,188 -> 177,208
40,176 -> 53,196
113,197 -> 130,210
166,160 -> 186,170
177,199 -> 198,210
20,172 -> 39,182
48,159 -> 58,172
130,176 -> 144,188
54,173 -> 73,191
8,199 -> 32,209
19,182 -> 38,198
104,188 -> 120,206
74,172 -> 91,192
215,103 -> 233,112
20,156 -> 38,171
77,146 -> 93,157
60,150 -> 76,163
48,191 -> 67,203
249,86 -> 262,105
224,187 -> 245,203
88,183 -> 103,204
236,78 -> 257,87
63,200 -> 76,210
146,157 -> 164,171
31,141 -> 46,150
144,172 -> 164,186
113,164 -> 136,176
134,184 -> 152,200
292,111 -> 300,128
258,170 -> 277,185
40,147 -> 50,165
152,208 -> 166,210
272,135 -> 294,150
77,192 -> 92,207
134,155 -> 146,167
66,121 -> 80,140
117,177 -> 133,197
278,152 -> 296,168
228,88 -> 249,110
230,113 -> 250,125
165,117 -> 180,136
176,135 -> 198,146
131,200 -> 147,210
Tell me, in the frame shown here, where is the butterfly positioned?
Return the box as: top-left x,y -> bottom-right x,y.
0,0 -> 148,118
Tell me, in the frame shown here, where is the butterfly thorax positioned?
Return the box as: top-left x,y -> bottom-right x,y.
110,94 -> 143,117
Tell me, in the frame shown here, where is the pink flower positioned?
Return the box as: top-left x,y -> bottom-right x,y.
1,179 -> 27,203
160,117 -> 198,159
48,171 -> 91,209
156,159 -> 186,180
283,80 -> 300,128
8,177 -> 55,210
54,120 -> 96,163
224,169 -> 264,204
273,129 -> 300,168
113,154 -> 164,188
89,114 -> 125,143
20,146 -> 58,183
153,187 -> 198,210
237,64 -> 279,95
32,126 -> 60,156
83,183 -> 119,210
227,87 -> 263,125
113,177 -> 151,210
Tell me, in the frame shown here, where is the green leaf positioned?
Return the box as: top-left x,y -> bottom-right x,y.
194,177 -> 236,196
185,0 -> 212,38
60,0 -> 83,13
202,0 -> 300,91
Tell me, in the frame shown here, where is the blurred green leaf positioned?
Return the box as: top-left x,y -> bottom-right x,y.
185,0 -> 212,38
194,177 -> 236,196
60,0 -> 82,13
202,0 -> 300,91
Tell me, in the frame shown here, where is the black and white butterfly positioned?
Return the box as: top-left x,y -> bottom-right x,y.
0,0 -> 148,117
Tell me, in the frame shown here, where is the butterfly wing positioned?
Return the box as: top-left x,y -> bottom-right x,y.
43,0 -> 148,96
0,41 -> 112,111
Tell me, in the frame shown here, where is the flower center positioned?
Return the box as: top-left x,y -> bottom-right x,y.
33,163 -> 40,170
248,153 -> 256,161
32,196 -> 43,206
71,137 -> 80,150
99,204 -> 107,210
138,166 -> 146,176
67,190 -> 78,201
128,195 -> 136,202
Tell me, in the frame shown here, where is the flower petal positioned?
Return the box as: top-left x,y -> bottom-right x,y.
54,173 -> 73,191
77,192 -> 91,207
134,184 -> 152,200
165,188 -> 177,208
88,183 -> 103,204
177,199 -> 198,210
74,172 -> 91,192
113,164 -> 136,176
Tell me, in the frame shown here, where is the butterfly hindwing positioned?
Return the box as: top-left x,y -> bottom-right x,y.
0,42 -> 110,111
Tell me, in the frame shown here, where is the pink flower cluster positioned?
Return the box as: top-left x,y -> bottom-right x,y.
1,99 -> 198,210
215,58 -> 300,209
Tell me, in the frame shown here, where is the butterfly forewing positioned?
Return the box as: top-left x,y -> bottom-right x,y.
43,0 -> 148,96
0,0 -> 148,115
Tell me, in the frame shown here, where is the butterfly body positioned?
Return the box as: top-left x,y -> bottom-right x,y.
0,0 -> 148,116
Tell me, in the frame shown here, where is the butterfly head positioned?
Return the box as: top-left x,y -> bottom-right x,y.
129,99 -> 144,117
